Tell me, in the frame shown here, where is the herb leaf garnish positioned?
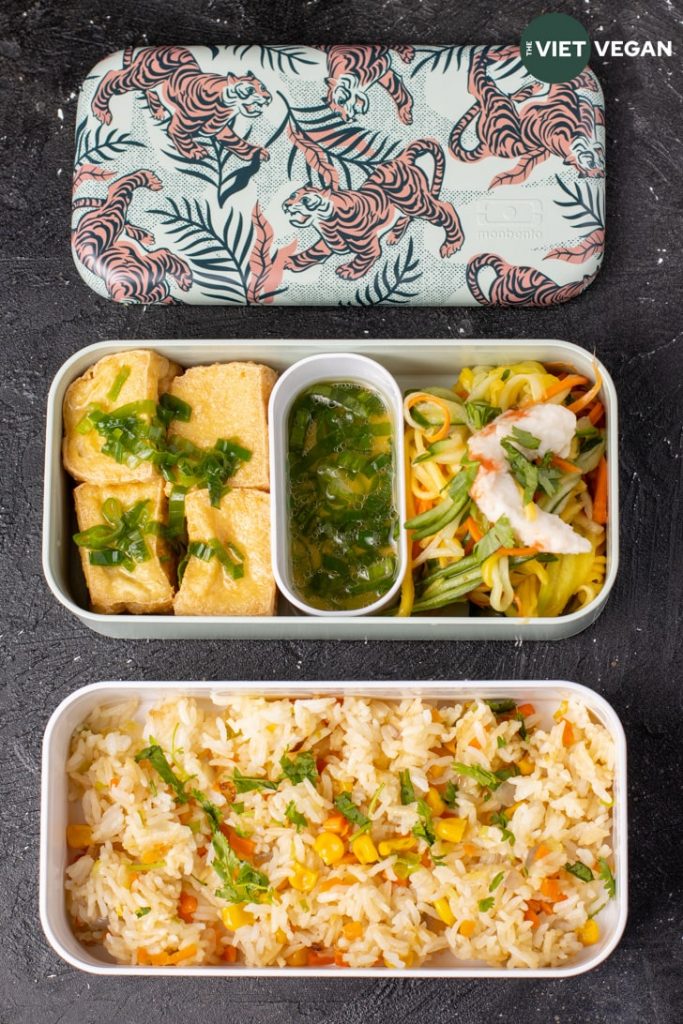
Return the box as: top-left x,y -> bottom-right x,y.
135,744 -> 188,803
334,792 -> 370,830
285,801 -> 307,832
232,768 -> 279,793
279,751 -> 319,786
412,798 -> 436,846
598,858 -> 616,898
565,860 -> 594,882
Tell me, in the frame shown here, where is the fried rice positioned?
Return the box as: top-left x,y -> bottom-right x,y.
65,693 -> 616,969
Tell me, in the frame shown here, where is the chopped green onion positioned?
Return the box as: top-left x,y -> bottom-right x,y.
399,769 -> 416,805
489,871 -> 505,893
135,906 -> 151,918
107,366 -> 131,402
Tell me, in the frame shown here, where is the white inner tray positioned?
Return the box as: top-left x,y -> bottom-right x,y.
43,339 -> 619,640
40,679 -> 628,978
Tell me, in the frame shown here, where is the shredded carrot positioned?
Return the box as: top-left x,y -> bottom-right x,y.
568,366 -> 603,414
137,947 -> 150,965
405,392 -> 452,442
543,375 -> 588,401
540,878 -> 566,903
524,909 -> 540,929
469,738 -> 482,750
319,875 -> 354,892
221,945 -> 238,963
534,842 -> 551,861
322,812 -> 350,837
592,456 -> 608,524
178,891 -> 198,923
442,738 -> 457,754
562,720 -> 575,746
497,547 -> 539,558
539,901 -> 554,915
588,400 -> 605,425
551,454 -> 581,474
463,843 -> 477,857
220,824 -> 256,860
517,703 -> 536,717
464,515 -> 483,542
334,949 -> 348,967
414,496 -> 435,515
392,876 -> 409,887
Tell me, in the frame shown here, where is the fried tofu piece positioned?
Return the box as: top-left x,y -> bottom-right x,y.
63,350 -> 180,484
174,489 -> 275,617
73,479 -> 174,614
167,362 -> 276,490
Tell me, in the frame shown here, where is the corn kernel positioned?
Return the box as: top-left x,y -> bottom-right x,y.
458,919 -> 476,938
427,763 -> 445,780
518,757 -> 534,776
275,929 -> 287,944
434,818 -> 468,843
377,836 -> 417,857
351,835 -> 379,864
342,920 -> 363,940
434,897 -> 455,927
221,904 -> 254,930
313,832 -> 345,866
554,700 -> 568,722
285,948 -> 308,967
425,787 -> 446,817
458,368 -> 474,393
579,919 -> 600,945
288,861 -> 319,893
66,824 -> 93,848
524,501 -> 538,521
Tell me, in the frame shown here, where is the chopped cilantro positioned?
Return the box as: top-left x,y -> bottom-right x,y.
285,801 -> 307,832
399,769 -> 416,805
279,751 -> 319,786
565,860 -> 594,882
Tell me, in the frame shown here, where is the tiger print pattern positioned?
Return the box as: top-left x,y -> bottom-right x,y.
72,170 -> 192,303
318,45 -> 415,124
466,253 -> 596,307
450,47 -> 605,187
74,45 -> 606,305
91,46 -> 272,162
283,138 -> 463,279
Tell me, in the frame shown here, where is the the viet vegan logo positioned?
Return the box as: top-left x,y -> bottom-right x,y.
521,12 -> 674,83
521,13 -> 591,83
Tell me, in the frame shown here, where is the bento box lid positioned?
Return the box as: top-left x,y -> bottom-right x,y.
71,45 -> 605,307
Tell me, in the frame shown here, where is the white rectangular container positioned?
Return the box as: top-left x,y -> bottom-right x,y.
40,679 -> 628,978
43,339 -> 618,640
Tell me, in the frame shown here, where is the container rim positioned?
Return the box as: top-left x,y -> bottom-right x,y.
40,678 -> 628,978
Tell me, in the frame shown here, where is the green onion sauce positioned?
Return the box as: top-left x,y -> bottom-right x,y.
286,381 -> 399,611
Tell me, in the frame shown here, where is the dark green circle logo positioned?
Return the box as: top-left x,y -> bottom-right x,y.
521,13 -> 591,83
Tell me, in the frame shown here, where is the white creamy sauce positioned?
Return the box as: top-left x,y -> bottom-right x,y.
467,404 -> 591,555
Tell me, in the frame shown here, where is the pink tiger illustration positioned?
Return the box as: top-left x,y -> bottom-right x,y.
91,46 -> 272,162
450,48 -> 605,187
283,138 -> 463,280
318,45 -> 415,124
72,170 -> 192,303
466,253 -> 596,307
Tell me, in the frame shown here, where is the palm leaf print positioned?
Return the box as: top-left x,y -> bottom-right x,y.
148,198 -> 253,304
553,175 -> 605,232
228,44 -> 318,75
269,95 -> 403,190
342,238 -> 422,306
74,115 -> 146,167
411,46 -> 470,77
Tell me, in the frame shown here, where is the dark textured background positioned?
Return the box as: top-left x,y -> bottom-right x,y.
1,1 -> 682,1021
